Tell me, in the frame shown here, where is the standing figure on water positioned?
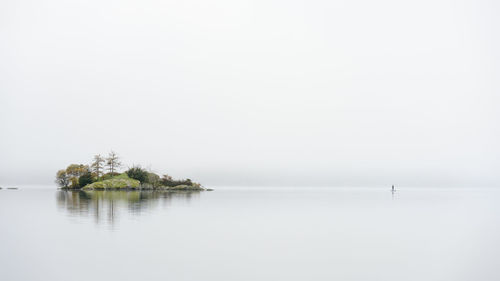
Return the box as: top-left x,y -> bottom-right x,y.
392,185 -> 395,192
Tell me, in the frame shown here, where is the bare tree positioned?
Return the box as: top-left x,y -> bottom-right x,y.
91,154 -> 105,179
106,151 -> 122,174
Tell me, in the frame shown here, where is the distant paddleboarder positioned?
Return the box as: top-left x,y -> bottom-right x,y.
392,185 -> 395,192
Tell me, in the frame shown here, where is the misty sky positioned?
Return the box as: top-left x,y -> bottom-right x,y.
1,0 -> 499,187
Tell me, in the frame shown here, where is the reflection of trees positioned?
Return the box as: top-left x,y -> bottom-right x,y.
56,190 -> 201,225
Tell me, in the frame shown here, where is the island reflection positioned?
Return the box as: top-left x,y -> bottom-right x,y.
56,190 -> 202,225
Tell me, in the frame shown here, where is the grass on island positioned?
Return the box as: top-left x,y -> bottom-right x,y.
80,173 -> 206,191
82,173 -> 140,190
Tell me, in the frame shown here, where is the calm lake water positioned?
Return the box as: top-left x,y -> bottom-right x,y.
1,187 -> 500,281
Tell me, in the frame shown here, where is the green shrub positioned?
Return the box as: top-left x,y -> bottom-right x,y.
146,172 -> 160,187
126,166 -> 148,183
78,172 -> 94,188
160,175 -> 193,187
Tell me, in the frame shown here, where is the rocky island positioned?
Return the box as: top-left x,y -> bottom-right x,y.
56,151 -> 209,191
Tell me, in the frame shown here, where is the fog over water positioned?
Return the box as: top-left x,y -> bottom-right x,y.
1,0 -> 499,187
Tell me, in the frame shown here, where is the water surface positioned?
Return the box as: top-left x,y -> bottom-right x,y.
1,187 -> 499,281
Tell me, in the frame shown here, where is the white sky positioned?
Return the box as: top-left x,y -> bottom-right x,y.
1,0 -> 499,187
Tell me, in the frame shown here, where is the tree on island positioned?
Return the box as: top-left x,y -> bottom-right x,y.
147,172 -> 161,189
126,165 -> 148,183
125,166 -> 161,188
66,164 -> 89,188
55,164 -> 90,189
91,154 -> 105,180
78,171 -> 94,187
66,164 -> 88,178
106,151 -> 121,174
56,170 -> 70,188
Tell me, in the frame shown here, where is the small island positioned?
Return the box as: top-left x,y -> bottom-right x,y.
56,151 -> 209,191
